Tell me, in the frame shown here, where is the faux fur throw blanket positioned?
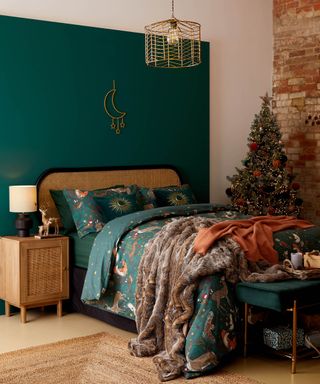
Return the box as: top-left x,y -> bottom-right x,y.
128,216 -> 241,381
128,216 -> 320,381
193,216 -> 314,265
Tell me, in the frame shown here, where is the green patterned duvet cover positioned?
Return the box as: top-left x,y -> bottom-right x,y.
81,204 -> 320,378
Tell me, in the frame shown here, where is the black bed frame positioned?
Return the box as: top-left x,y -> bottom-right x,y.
70,266 -> 137,332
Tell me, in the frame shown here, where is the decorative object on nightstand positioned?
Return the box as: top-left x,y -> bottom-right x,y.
0,236 -> 69,323
145,0 -> 201,68
9,185 -> 37,237
38,207 -> 59,237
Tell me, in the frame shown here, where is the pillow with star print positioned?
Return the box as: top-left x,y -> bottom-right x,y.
153,184 -> 197,207
93,185 -> 144,222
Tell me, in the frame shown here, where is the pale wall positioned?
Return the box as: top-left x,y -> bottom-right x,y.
0,0 -> 273,203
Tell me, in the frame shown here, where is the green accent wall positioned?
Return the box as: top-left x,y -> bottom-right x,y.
0,16 -> 209,314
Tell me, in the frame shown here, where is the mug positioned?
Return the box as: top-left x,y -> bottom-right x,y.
290,252 -> 303,269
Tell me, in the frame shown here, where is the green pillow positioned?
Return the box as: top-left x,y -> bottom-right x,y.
138,187 -> 158,210
63,189 -> 105,238
94,185 -> 144,221
50,190 -> 76,232
153,184 -> 197,207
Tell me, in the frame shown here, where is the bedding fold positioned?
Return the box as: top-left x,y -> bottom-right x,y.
193,216 -> 314,264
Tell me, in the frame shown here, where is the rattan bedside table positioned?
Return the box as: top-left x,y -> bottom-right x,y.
0,236 -> 69,323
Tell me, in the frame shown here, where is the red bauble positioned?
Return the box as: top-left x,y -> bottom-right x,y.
236,198 -> 245,206
272,159 -> 281,169
253,170 -> 262,177
292,182 -> 300,190
249,142 -> 258,151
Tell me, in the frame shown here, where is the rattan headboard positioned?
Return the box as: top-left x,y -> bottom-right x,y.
37,166 -> 182,222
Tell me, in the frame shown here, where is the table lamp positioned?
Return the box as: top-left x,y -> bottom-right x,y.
9,185 -> 37,237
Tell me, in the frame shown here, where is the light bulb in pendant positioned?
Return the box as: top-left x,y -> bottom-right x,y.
167,21 -> 179,45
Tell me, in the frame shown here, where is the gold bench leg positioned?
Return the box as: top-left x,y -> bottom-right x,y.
244,302 -> 248,357
291,300 -> 297,374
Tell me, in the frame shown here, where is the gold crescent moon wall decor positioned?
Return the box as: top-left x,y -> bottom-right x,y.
104,80 -> 127,134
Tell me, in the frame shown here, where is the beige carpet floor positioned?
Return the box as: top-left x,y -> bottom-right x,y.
0,332 -> 263,384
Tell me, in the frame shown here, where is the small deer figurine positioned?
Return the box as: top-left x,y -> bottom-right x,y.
39,207 -> 59,236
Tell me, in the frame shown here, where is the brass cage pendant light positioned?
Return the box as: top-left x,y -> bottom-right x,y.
145,0 -> 201,68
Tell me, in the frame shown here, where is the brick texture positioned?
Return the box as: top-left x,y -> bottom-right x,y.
273,0 -> 320,223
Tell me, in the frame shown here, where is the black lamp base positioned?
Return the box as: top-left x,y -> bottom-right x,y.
15,213 -> 33,237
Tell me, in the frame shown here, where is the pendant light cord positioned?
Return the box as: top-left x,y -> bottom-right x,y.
171,0 -> 175,18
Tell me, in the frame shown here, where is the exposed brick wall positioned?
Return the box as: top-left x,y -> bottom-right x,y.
273,0 -> 320,223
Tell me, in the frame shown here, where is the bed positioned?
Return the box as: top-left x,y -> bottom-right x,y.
36,165 -> 320,381
37,165 -> 183,332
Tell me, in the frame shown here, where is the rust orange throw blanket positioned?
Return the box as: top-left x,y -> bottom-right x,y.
193,216 -> 314,264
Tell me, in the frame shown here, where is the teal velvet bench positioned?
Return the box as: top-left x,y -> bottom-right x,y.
236,279 -> 320,373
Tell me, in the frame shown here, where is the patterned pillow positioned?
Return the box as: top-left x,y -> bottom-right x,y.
153,184 -> 197,207
138,187 -> 158,210
94,185 -> 144,221
50,190 -> 76,233
63,189 -> 105,238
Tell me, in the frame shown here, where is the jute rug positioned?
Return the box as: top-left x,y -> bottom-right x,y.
0,332 -> 263,384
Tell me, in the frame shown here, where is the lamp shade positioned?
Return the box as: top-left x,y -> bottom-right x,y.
145,18 -> 201,68
9,185 -> 37,213
145,0 -> 201,68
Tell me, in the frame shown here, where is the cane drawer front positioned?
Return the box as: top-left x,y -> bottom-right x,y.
20,238 -> 69,305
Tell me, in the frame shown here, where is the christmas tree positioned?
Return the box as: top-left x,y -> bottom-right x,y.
226,93 -> 303,217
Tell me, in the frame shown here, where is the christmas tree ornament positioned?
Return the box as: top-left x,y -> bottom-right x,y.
236,198 -> 245,206
280,154 -> 288,164
260,92 -> 273,105
249,142 -> 258,151
242,159 -> 250,167
253,170 -> 262,177
272,159 -> 281,169
292,182 -> 300,190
